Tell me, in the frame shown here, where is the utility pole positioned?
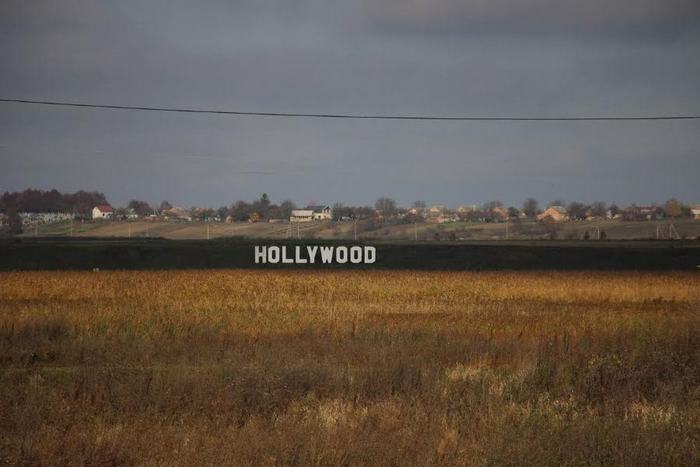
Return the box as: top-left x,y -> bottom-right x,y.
128,223 -> 131,238
354,218 -> 357,241
206,222 -> 210,240
505,222 -> 509,240
70,217 -> 74,237
414,221 -> 417,241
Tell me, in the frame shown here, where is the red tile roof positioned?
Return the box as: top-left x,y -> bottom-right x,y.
94,205 -> 113,213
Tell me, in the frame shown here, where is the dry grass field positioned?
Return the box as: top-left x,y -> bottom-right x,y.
26,217 -> 700,241
1,270 -> 699,465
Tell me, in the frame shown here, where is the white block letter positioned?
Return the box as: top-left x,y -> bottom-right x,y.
364,246 -> 376,264
350,246 -> 362,263
336,246 -> 348,263
320,246 -> 334,263
254,246 -> 266,264
268,246 -> 280,263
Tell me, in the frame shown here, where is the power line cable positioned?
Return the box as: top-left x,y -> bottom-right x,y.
1,97 -> 699,121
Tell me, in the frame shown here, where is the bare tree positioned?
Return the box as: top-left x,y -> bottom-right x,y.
6,207 -> 22,235
521,198 -> 539,218
128,200 -> 153,217
482,200 -> 503,211
375,197 -> 397,216
567,202 -> 588,220
590,201 -> 607,218
664,198 -> 682,218
279,200 -> 296,219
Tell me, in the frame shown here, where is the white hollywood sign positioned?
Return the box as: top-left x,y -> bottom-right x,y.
254,245 -> 376,264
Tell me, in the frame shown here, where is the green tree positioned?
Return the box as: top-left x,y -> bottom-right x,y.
253,193 -> 271,218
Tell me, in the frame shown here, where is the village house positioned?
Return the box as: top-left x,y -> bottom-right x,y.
537,206 -> 568,222
162,206 -> 191,221
429,205 -> 445,217
119,208 -> 139,220
490,206 -> 509,222
19,212 -> 74,225
290,206 -> 332,222
638,205 -> 661,220
457,205 -> 477,214
91,205 -> 114,220
433,214 -> 458,224
691,205 -> 700,220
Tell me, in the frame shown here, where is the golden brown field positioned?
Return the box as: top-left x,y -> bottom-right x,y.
1,270 -> 699,466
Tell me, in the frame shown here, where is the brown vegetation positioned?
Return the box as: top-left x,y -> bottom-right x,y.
1,271 -> 699,465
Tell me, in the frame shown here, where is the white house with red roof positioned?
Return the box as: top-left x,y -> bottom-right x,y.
92,205 -> 114,219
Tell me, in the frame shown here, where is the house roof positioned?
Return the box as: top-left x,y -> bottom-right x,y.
548,206 -> 567,214
305,205 -> 330,213
94,205 -> 113,213
291,209 -> 314,216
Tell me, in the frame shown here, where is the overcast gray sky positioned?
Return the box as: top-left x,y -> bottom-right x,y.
1,0 -> 699,208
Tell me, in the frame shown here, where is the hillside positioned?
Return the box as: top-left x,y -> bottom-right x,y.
18,218 -> 700,241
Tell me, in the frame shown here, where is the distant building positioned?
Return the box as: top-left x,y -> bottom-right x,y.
124,208 -> 139,220
490,206 -> 509,221
638,205 -> 661,220
457,205 -> 477,214
290,206 -> 332,222
429,205 -> 445,217
537,206 -> 568,222
19,212 -> 74,225
92,205 -> 114,219
434,214 -> 458,224
162,206 -> 191,221
691,205 -> 700,220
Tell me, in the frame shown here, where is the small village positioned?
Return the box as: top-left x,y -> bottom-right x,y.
2,189 -> 699,240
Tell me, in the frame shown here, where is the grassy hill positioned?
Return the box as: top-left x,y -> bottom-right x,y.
19,218 -> 700,241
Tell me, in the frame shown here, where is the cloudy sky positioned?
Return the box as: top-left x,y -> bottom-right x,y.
1,0 -> 699,208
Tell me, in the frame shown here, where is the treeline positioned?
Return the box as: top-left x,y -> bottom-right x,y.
0,189 -> 108,216
125,194 -> 299,221
1,189 -> 695,222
